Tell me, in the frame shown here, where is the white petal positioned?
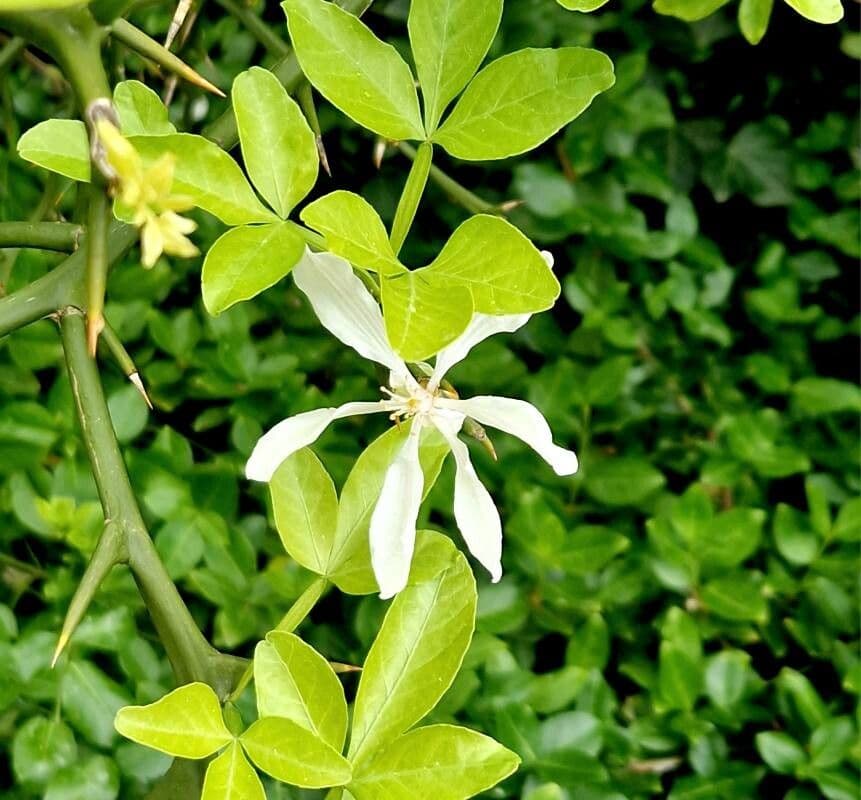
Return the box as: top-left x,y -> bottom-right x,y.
429,313 -> 531,389
246,401 -> 387,482
441,395 -> 578,476
369,419 -> 424,599
431,412 -> 502,582
293,249 -> 407,375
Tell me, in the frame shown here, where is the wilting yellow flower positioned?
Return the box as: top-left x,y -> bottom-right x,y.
96,120 -> 199,268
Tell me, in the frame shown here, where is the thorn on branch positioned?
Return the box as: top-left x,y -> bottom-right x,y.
317,136 -> 332,177
52,521 -> 127,668
498,198 -> 525,214
110,18 -> 225,98
166,0 -> 195,50
99,321 -> 154,409
373,137 -> 388,169
330,662 -> 362,674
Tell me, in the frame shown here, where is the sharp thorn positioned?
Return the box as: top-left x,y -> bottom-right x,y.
52,524 -> 125,669
188,70 -> 225,98
330,661 -> 362,674
316,135 -> 332,177
129,372 -> 153,410
86,313 -> 104,358
51,633 -> 69,668
499,198 -> 524,214
373,138 -> 387,170
111,19 -> 225,98
165,0 -> 194,50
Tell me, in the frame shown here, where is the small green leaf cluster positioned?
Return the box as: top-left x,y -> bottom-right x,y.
114,533 -> 517,798
276,0 -> 615,358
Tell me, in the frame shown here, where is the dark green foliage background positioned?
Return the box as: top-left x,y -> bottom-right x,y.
0,0 -> 858,797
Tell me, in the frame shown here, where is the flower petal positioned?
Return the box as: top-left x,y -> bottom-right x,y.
432,412 -> 502,582
293,250 -> 407,375
246,401 -> 388,482
369,419 -> 424,599
429,313 -> 531,389
140,215 -> 164,268
441,395 -> 578,476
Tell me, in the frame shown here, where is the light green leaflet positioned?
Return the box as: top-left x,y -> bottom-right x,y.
254,631 -> 348,750
282,0 -> 425,141
113,683 -> 232,759
201,67 -> 320,315
381,270 -> 473,362
300,191 -> 403,276
131,134 -> 277,226
783,0 -> 843,23
201,742 -> 265,800
349,725 -> 519,800
739,0 -> 774,44
433,47 -> 615,160
201,222 -> 306,315
270,426 -> 450,595
347,539 -> 477,763
425,215 -> 560,313
113,81 -> 176,136
233,67 -> 319,219
269,448 -> 338,575
17,120 -> 90,182
407,0 -> 503,133
653,0 -> 731,19
240,717 -> 352,788
558,0 -> 612,9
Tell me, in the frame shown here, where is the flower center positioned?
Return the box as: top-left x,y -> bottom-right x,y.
381,381 -> 437,422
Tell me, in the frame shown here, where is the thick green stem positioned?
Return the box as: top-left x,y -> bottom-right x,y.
397,141 -> 498,216
390,141 -> 432,255
0,221 -> 136,337
0,8 -> 110,106
0,221 -> 82,252
60,310 -> 245,697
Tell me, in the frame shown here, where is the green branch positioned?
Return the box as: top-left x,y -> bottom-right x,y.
0,221 -> 82,252
59,309 -> 245,697
0,221 -> 136,338
0,8 -> 110,106
396,142 -> 501,216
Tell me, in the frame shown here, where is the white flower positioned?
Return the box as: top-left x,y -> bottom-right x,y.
246,249 -> 578,598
